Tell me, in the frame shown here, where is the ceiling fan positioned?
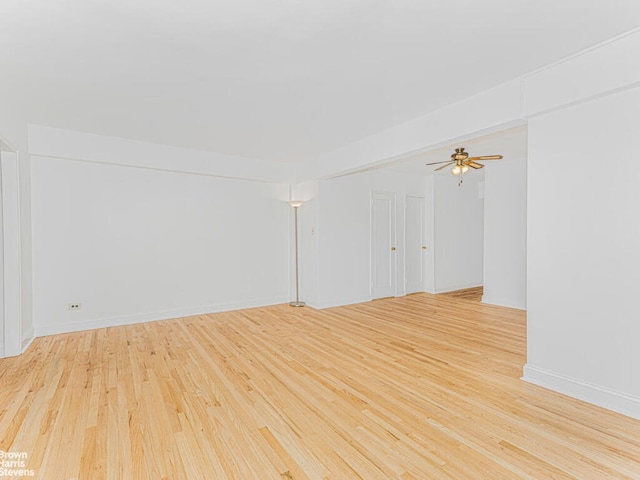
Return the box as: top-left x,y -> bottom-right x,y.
427,147 -> 503,186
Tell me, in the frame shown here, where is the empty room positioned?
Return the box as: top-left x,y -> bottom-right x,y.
1,1 -> 640,478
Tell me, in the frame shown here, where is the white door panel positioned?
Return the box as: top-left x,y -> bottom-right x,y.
371,191 -> 396,299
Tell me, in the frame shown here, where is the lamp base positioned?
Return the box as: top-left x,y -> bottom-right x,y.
289,301 -> 306,307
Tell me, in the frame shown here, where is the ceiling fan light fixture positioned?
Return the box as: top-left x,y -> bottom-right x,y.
426,147 -> 503,187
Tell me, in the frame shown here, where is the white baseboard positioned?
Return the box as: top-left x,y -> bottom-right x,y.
0,326 -> 35,358
481,294 -> 526,310
307,295 -> 372,310
433,283 -> 483,294
522,364 -> 640,420
22,326 -> 35,353
34,297 -> 288,337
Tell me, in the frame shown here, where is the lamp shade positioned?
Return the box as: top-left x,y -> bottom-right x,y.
287,200 -> 305,208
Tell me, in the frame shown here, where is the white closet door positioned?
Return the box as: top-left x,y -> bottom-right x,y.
371,191 -> 396,299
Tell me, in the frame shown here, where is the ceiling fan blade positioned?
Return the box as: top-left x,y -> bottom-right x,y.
465,161 -> 484,169
434,162 -> 454,172
467,155 -> 503,161
426,160 -> 454,166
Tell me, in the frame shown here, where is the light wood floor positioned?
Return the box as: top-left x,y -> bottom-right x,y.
440,286 -> 484,302
1,294 -> 639,479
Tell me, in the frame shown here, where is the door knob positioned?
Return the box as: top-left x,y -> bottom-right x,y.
391,247 -> 396,251
422,246 -> 427,250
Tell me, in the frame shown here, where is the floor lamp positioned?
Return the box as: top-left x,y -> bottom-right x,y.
288,200 -> 305,307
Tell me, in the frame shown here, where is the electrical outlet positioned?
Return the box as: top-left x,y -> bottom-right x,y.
68,303 -> 82,310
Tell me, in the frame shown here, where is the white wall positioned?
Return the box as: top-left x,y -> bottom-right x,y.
31,155 -> 290,335
423,176 -> 436,293
521,29 -> 640,419
523,30 -> 640,117
0,151 -> 23,357
525,85 -> 640,419
295,182 -> 320,306
432,172 -> 485,292
482,156 -> 527,309
0,103 -> 34,352
29,125 -> 294,184
0,152 -> 6,356
308,170 -> 425,308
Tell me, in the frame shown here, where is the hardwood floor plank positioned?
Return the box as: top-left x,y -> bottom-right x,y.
439,286 -> 484,302
1,293 -> 639,478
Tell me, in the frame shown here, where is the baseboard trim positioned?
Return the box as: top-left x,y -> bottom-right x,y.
34,297 -> 289,337
0,326 -> 34,358
481,294 -> 526,311
22,326 -> 35,353
433,284 -> 482,294
522,364 -> 640,420
307,295 -> 372,310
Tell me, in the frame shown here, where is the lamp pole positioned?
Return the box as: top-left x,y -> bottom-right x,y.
288,200 -> 305,307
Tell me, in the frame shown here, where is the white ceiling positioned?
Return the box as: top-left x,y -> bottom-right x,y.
1,0 -> 639,163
